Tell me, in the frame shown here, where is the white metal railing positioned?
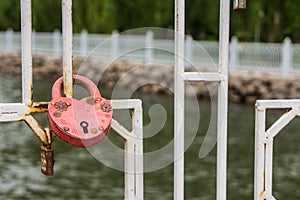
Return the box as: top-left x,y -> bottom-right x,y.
173,0 -> 229,200
2,0 -> 230,199
0,29 -> 299,73
0,0 -> 144,199
254,99 -> 300,200
4,0 -> 298,200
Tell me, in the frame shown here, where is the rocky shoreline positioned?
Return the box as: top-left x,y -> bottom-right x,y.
1,52 -> 299,104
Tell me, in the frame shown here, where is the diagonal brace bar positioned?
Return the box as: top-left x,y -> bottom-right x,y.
266,109 -> 296,139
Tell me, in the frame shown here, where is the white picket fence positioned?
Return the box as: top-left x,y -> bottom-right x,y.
0,29 -> 299,74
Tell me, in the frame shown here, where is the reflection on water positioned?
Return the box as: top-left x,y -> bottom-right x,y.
0,75 -> 299,199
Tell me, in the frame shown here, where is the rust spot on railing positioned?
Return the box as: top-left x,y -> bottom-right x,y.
41,144 -> 54,176
259,190 -> 265,199
29,102 -> 49,113
64,78 -> 73,97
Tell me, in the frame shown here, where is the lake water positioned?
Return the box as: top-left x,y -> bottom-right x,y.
0,75 -> 299,199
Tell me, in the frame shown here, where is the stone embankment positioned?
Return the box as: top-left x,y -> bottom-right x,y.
1,52 -> 300,104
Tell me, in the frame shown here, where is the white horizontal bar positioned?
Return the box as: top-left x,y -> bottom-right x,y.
0,100 -> 142,125
256,99 -> 300,109
111,99 -> 142,111
183,72 -> 225,82
0,103 -> 28,122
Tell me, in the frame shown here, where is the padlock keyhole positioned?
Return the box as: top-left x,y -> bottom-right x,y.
80,121 -> 89,134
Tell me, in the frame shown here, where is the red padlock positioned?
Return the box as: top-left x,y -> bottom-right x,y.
48,74 -> 112,147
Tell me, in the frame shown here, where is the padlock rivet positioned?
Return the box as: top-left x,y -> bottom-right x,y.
98,126 -> 104,131
63,127 -> 70,131
101,103 -> 112,112
53,111 -> 61,118
91,128 -> 98,134
54,101 -> 71,112
86,97 -> 97,105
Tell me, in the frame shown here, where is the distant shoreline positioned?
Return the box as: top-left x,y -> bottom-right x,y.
1,52 -> 300,104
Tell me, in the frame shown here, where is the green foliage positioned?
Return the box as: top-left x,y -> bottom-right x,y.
186,0 -> 219,40
112,0 -> 173,31
32,0 -> 61,32
0,0 -> 299,42
0,0 -> 20,30
73,0 -> 118,33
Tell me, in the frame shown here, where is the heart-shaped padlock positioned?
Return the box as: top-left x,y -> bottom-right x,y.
48,74 -> 112,147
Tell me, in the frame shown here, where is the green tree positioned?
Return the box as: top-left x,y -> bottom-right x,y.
231,0 -> 300,42
281,0 -> 300,42
112,0 -> 173,32
186,0 -> 219,40
0,0 -> 299,42
0,0 -> 20,30
73,0 -> 117,33
32,0 -> 61,32
231,0 -> 262,41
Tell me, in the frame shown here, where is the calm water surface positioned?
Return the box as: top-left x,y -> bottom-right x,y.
0,75 -> 299,199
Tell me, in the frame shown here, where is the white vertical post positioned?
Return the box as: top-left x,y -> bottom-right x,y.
230,36 -> 238,70
217,0 -> 230,199
254,106 -> 266,200
281,37 -> 292,76
6,28 -> 13,52
80,29 -> 88,57
21,0 -> 33,106
110,99 -> 144,200
133,101 -> 144,200
265,140 -> 274,199
174,0 -> 185,200
32,29 -> 35,54
185,35 -> 193,67
124,100 -> 144,200
62,0 -> 73,97
53,29 -> 61,56
111,30 -> 120,60
145,30 -> 153,64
